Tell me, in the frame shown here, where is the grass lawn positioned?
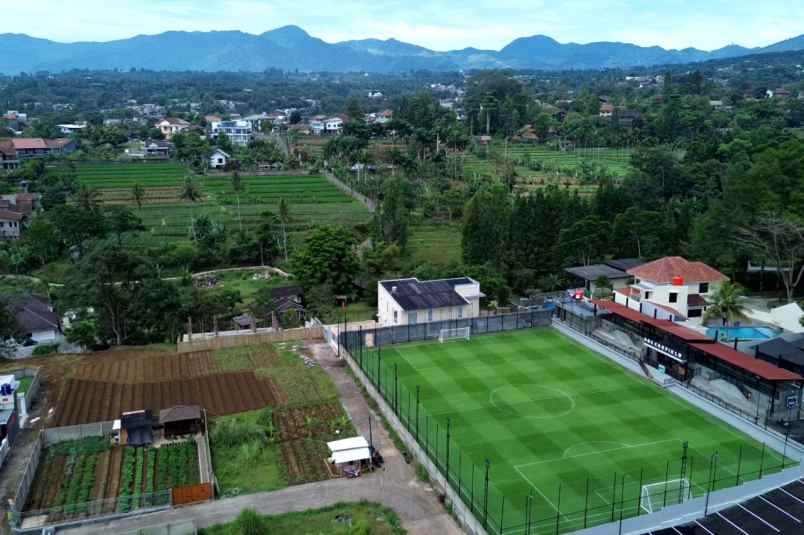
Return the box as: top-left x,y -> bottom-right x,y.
362,328 -> 791,534
408,225 -> 462,265
199,502 -> 405,535
211,409 -> 287,496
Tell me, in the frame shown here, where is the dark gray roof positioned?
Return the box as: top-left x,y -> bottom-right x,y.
755,334 -> 804,366
121,409 -> 154,430
159,405 -> 201,424
605,258 -> 645,271
272,285 -> 303,299
2,294 -> 59,334
381,278 -> 474,311
564,264 -> 630,281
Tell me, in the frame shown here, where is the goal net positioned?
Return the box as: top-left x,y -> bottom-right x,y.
439,327 -> 471,343
640,478 -> 691,514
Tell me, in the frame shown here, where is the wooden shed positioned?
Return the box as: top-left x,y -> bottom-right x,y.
159,405 -> 202,438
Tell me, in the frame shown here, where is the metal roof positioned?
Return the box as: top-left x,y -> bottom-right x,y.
755,334 -> 804,367
604,258 -> 645,271
690,342 -> 803,382
565,264 -> 630,281
381,278 -> 474,311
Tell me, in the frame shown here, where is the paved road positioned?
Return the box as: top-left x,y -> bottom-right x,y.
61,342 -> 460,535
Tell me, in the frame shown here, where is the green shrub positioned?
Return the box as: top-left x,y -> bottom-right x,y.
212,418 -> 267,449
235,508 -> 268,535
32,344 -> 58,356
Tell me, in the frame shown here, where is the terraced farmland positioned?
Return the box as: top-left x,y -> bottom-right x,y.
74,164 -> 370,244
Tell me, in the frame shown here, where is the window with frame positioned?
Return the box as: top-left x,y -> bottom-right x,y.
669,293 -> 678,303
699,283 -> 709,294
393,310 -> 398,323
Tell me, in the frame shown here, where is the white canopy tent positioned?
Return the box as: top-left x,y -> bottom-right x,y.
327,436 -> 372,465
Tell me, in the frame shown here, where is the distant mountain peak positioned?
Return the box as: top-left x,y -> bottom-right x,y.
0,27 -> 802,74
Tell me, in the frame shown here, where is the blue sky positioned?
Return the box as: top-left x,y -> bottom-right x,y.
3,0 -> 802,51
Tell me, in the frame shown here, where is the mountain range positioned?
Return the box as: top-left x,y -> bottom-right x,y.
1,25 -> 803,74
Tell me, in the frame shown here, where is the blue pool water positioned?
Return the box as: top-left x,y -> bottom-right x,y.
705,326 -> 778,341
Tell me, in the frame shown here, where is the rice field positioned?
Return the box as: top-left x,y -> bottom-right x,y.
74,163 -> 370,244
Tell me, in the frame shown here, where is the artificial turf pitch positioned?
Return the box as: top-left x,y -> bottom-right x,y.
361,328 -> 790,533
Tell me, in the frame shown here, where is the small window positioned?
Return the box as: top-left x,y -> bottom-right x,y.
428,309 -> 433,322
393,310 -> 398,324
457,307 -> 464,319
699,283 -> 709,294
688,309 -> 702,318
644,291 -> 652,300
669,293 -> 678,303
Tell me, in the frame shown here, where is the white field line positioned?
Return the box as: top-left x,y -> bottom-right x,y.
515,438 -> 682,470
512,464 -> 571,523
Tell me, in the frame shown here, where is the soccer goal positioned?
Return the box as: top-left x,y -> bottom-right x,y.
640,478 -> 691,514
439,327 -> 471,343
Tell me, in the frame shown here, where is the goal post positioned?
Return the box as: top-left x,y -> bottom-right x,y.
640,478 -> 691,514
439,327 -> 471,343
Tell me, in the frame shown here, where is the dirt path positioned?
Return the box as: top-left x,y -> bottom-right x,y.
59,342 -> 462,535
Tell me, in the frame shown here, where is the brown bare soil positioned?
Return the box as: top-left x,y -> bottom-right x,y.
102,447 -> 124,514
52,373 -> 279,426
274,402 -> 345,441
280,439 -> 332,485
74,351 -> 219,383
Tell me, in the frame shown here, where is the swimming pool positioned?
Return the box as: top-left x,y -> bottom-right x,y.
705,326 -> 778,341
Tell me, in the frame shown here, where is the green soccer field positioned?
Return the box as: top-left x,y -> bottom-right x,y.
359,328 -> 791,534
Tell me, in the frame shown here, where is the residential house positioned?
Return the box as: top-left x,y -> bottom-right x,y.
242,113 -> 271,132
204,114 -> 223,124
271,285 -> 305,315
613,256 -> 727,320
1,294 -> 63,357
310,116 -> 326,136
324,117 -> 344,135
210,120 -> 253,146
709,100 -> 724,110
378,277 -> 484,326
209,149 -> 230,169
773,88 -> 792,99
0,211 -> 24,239
0,138 -> 75,169
144,139 -> 173,158
155,118 -> 191,139
599,103 -> 615,118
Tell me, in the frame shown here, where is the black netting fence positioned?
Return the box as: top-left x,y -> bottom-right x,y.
339,315 -> 795,534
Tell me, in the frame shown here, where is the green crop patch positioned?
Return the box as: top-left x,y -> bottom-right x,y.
357,328 -> 793,534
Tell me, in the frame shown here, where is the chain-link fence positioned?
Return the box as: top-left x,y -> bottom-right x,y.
340,320 -> 795,534
14,490 -> 172,526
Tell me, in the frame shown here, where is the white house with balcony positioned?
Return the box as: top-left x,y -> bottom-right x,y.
378,277 -> 483,326
613,256 -> 727,321
210,120 -> 253,146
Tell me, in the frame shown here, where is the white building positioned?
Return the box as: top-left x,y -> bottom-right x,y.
324,117 -> 344,135
155,118 -> 191,139
613,256 -> 727,320
378,277 -> 483,327
211,120 -> 253,146
209,149 -> 230,169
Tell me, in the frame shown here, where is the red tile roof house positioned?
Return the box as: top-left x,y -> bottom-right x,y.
613,256 -> 728,321
1,139 -> 75,170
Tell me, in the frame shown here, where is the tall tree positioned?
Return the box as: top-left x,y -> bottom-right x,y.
180,175 -> 203,239
462,183 -> 511,267
231,171 -> 244,231
277,197 -> 290,261
132,183 -> 146,210
736,214 -> 804,302
292,225 -> 359,296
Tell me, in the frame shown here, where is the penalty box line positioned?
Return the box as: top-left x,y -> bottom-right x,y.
515,438 -> 683,471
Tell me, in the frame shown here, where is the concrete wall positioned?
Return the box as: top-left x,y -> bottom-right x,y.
176,325 -> 322,353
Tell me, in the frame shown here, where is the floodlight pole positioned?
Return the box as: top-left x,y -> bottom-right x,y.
446,417 -> 451,480
415,385 -> 420,441
759,443 -> 766,478
783,425 -> 791,469
483,459 -> 491,529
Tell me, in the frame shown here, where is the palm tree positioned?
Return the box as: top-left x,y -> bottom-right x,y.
704,281 -> 746,326
231,171 -> 244,231
73,186 -> 101,212
278,197 -> 290,261
132,183 -> 145,210
180,175 -> 203,238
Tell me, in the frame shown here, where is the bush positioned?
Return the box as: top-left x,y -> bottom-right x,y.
235,508 -> 268,535
212,418 -> 267,449
31,343 -> 58,356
